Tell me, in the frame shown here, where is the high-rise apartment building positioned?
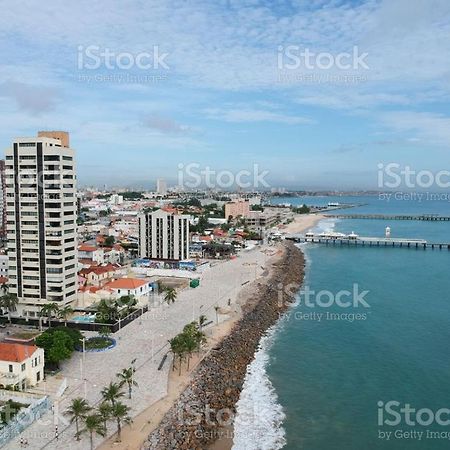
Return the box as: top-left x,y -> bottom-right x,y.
0,160 -> 6,240
5,131 -> 78,317
156,178 -> 167,195
138,209 -> 189,261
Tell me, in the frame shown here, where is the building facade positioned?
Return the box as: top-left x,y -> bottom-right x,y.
224,199 -> 250,220
138,209 -> 189,260
5,131 -> 78,317
0,343 -> 44,390
0,160 -> 6,240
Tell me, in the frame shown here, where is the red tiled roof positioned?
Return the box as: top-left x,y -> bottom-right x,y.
0,276 -> 8,284
78,244 -> 98,252
0,343 -> 39,363
104,278 -> 149,290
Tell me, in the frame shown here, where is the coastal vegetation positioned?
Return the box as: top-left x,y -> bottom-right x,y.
35,326 -> 83,370
169,321 -> 207,375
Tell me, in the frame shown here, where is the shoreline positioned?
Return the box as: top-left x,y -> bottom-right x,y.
143,241 -> 306,449
97,213 -> 321,450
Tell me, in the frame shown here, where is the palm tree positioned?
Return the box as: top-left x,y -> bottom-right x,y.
111,402 -> 131,442
0,293 -> 18,323
198,314 -> 208,332
58,305 -> 74,326
65,397 -> 92,440
183,334 -> 197,371
169,335 -> 185,375
101,382 -> 124,407
77,413 -> 105,450
40,302 -> 60,328
163,287 -> 177,304
98,402 -> 112,432
116,366 -> 138,399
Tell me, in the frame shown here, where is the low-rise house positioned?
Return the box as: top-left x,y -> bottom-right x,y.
78,264 -> 121,287
78,244 -> 105,264
103,278 -> 153,305
0,343 -> 44,390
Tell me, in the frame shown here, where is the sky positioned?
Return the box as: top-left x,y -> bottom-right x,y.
0,0 -> 450,191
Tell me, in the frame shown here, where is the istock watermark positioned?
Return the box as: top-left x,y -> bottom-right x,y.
77,45 -> 170,70
278,283 -> 371,322
177,162 -> 270,190
378,163 -> 450,189
378,400 -> 450,442
277,45 -> 369,70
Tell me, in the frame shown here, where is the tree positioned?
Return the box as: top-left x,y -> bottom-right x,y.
198,314 -> 208,332
95,299 -> 119,324
36,329 -> 76,370
116,365 -> 138,399
98,402 -> 112,432
47,331 -> 73,366
40,302 -> 60,328
111,402 -> 131,442
101,382 -> 124,407
0,293 -> 18,323
77,413 -> 105,450
163,287 -> 177,305
169,335 -> 185,375
65,398 -> 91,440
58,305 -> 74,326
98,326 -> 111,339
104,236 -> 115,247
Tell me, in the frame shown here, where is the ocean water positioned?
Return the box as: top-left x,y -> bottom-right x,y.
233,196 -> 450,449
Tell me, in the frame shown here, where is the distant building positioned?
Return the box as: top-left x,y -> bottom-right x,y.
5,131 -> 78,316
224,199 -> 250,220
0,343 -> 44,390
156,178 -> 167,195
138,209 -> 189,260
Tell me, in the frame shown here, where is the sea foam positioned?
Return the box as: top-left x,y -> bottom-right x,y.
232,326 -> 286,450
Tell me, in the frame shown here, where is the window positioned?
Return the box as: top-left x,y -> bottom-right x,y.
8,364 -> 13,373
21,363 -> 26,371
19,142 -> 35,147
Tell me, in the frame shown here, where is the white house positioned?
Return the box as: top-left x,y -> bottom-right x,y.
78,244 -> 105,264
103,278 -> 153,305
0,343 -> 44,390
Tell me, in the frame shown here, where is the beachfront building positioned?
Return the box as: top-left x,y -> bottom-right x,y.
224,199 -> 250,220
5,131 -> 78,317
0,160 -> 6,240
138,209 -> 189,260
0,343 -> 44,390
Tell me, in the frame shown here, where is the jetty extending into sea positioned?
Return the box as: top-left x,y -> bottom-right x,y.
286,234 -> 450,250
325,213 -> 450,221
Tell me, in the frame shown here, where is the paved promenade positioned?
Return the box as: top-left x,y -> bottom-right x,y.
6,245 -> 269,450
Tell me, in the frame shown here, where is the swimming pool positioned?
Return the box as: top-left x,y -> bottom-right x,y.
72,315 -> 96,323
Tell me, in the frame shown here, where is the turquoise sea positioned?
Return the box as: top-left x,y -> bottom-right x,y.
233,195 -> 450,450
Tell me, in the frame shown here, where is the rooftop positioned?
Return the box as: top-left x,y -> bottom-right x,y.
0,343 -> 39,363
104,278 -> 149,290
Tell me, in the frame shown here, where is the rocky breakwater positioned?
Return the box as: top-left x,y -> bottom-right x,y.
143,242 -> 305,450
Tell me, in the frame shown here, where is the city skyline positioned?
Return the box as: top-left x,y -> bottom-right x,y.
1,1 -> 450,190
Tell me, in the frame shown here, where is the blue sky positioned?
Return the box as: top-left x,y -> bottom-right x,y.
1,0 -> 450,190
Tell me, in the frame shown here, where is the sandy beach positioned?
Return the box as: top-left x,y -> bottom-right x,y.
278,213 -> 325,234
